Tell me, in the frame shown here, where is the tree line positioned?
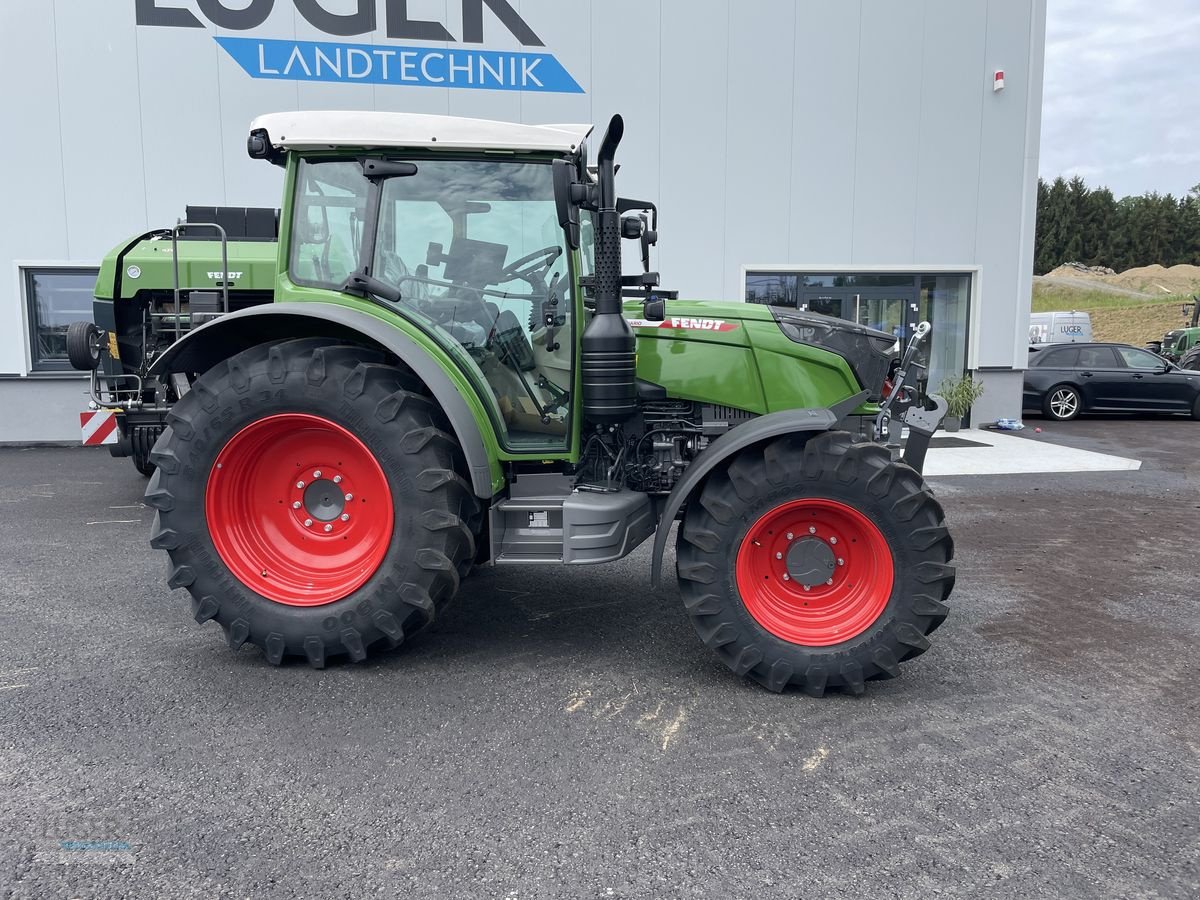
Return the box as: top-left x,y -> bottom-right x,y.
1034,177 -> 1200,275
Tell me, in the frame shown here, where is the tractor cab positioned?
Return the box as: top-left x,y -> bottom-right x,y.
281,146 -> 580,447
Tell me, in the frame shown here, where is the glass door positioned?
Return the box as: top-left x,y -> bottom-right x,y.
855,290 -> 919,343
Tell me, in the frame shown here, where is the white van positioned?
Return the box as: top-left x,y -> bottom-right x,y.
1029,311 -> 1092,347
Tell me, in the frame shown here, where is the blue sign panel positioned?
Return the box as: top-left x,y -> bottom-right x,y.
215,36 -> 584,94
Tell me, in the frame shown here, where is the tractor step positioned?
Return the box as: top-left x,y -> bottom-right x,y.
489,476 -> 655,566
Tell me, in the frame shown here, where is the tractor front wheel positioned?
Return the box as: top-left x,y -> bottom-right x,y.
144,338 -> 478,667
676,431 -> 955,695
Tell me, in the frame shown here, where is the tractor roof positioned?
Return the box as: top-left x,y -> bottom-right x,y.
251,111 -> 593,154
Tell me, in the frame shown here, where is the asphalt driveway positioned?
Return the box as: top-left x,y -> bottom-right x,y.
1,419 -> 1197,898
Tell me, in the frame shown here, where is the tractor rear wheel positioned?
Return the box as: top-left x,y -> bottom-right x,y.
676,431 -> 955,695
144,338 -> 478,667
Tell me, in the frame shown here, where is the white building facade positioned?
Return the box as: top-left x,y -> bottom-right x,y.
0,0 -> 1046,441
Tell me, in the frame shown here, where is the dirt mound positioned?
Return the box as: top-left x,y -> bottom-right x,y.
1043,263 -> 1200,297
1109,264 -> 1200,295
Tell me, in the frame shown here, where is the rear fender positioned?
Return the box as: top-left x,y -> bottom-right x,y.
148,302 -> 497,498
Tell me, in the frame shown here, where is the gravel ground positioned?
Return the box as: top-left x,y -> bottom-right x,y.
0,418 -> 1197,899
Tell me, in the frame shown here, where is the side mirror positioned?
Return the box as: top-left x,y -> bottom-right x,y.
552,158 -> 581,250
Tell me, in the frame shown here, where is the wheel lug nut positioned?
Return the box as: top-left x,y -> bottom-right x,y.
340,513 -> 350,522
830,537 -> 838,545
296,481 -> 305,489
313,470 -> 322,479
333,475 -> 342,484
826,578 -> 834,586
786,532 -> 793,541
775,552 -> 783,560
323,524 -> 333,533
809,526 -> 817,534
782,574 -> 790,581
304,518 -> 312,527
837,558 -> 844,566
345,493 -> 353,502
803,585 -> 811,592
292,501 -> 302,509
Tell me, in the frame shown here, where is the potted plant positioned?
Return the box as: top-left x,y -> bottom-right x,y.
938,374 -> 985,432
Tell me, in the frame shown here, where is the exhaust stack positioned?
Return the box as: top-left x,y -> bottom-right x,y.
580,115 -> 638,421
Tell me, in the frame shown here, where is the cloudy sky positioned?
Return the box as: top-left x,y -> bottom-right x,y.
1041,0 -> 1200,199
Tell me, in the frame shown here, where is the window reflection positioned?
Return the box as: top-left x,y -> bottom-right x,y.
746,270 -> 972,393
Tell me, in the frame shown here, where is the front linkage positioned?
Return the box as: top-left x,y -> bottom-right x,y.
874,321 -> 948,473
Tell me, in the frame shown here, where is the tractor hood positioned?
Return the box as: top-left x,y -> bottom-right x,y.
623,299 -> 896,413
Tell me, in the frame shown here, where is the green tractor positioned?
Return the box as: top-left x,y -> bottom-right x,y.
1159,298 -> 1200,370
71,111 -> 954,694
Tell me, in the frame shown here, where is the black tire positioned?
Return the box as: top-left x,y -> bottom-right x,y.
145,339 -> 479,667
676,431 -> 955,696
1192,394 -> 1200,422
1181,348 -> 1200,372
1043,383 -> 1081,421
132,448 -> 156,478
66,321 -> 102,371
130,425 -> 162,478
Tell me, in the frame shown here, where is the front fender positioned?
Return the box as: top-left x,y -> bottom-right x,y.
649,407 -> 839,587
148,302 -> 498,498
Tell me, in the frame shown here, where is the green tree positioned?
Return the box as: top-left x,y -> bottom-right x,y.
1033,175 -> 1200,273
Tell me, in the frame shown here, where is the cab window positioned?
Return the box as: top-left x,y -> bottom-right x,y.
372,159 -> 573,449
289,160 -> 368,290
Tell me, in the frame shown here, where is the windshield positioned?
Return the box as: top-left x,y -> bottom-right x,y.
290,157 -> 574,451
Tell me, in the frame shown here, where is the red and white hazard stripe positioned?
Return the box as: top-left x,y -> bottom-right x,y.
80,410 -> 119,446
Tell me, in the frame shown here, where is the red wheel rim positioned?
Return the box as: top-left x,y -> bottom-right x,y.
734,498 -> 894,646
206,414 -> 394,606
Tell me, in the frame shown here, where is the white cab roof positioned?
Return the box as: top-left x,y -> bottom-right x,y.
251,111 -> 592,154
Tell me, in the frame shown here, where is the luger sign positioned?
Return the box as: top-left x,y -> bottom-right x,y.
135,0 -> 584,94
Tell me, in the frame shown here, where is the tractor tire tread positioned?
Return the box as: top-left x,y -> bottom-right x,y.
146,339 -> 481,667
676,429 -> 954,695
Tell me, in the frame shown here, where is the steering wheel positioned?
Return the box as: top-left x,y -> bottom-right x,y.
500,245 -> 562,282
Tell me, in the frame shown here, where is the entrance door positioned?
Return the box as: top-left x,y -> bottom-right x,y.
854,291 -> 920,344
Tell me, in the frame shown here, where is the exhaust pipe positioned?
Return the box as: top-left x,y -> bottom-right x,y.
580,115 -> 638,421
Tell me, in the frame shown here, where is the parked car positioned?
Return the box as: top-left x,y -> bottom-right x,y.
1029,311 -> 1093,347
1023,342 -> 1200,421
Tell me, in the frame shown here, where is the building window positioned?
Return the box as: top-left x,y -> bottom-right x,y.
24,267 -> 98,372
746,270 -> 972,393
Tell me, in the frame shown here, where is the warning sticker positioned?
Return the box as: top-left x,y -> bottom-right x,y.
625,317 -> 740,332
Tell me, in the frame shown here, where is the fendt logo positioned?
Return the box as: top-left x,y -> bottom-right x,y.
136,1 -> 583,94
